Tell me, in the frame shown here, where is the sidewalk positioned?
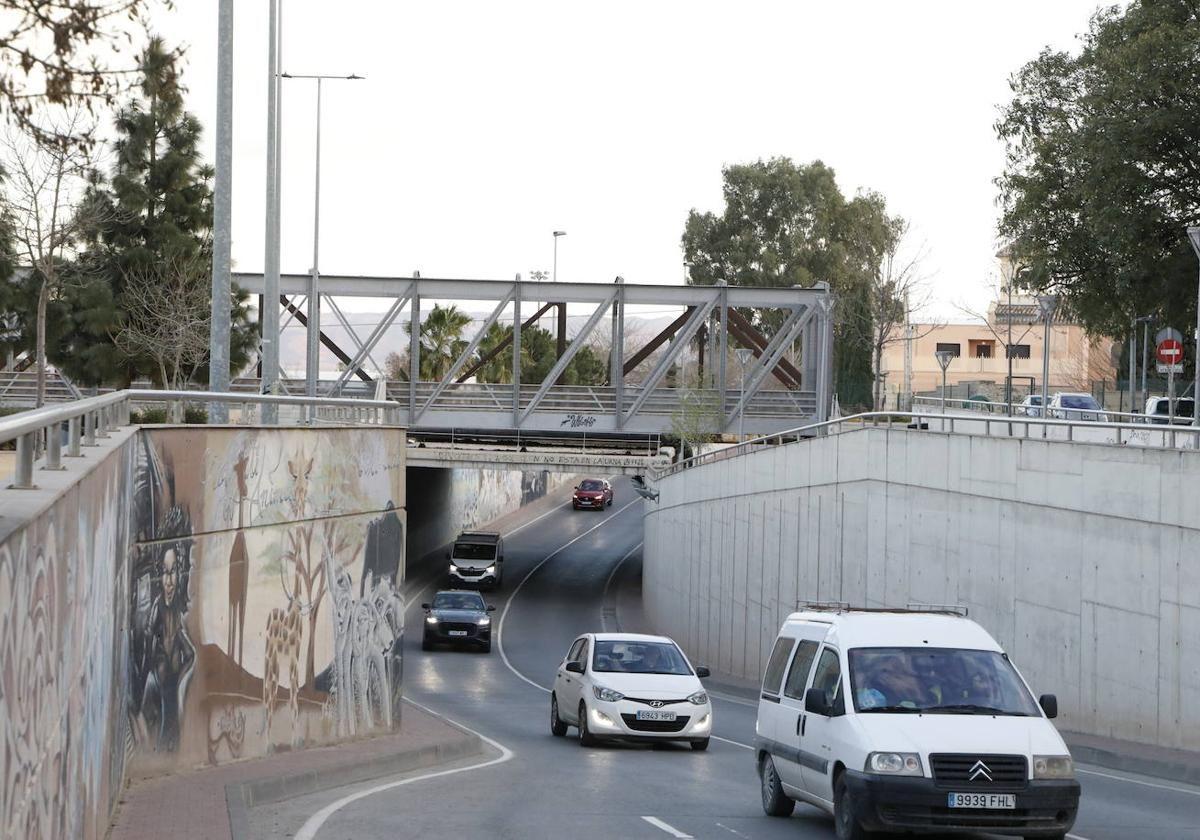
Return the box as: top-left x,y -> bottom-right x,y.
108,700 -> 481,840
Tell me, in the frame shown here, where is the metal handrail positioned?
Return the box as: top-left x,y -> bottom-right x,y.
910,395 -> 1151,423
1,389 -> 403,490
655,409 -> 1200,478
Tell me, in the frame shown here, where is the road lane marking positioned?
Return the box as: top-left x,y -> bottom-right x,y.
294,699 -> 514,840
1077,766 -> 1200,797
708,690 -> 758,708
641,816 -> 693,838
600,541 -> 643,631
712,735 -> 754,751
715,823 -> 750,838
497,498 -> 643,693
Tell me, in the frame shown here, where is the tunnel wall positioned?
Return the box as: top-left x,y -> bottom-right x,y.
405,465 -> 575,579
644,428 -> 1200,751
0,425 -> 407,840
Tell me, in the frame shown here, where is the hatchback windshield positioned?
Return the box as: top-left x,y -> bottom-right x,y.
433,592 -> 485,611
453,543 -> 496,561
592,640 -> 692,675
579,480 -> 605,491
849,647 -> 1041,715
1059,395 -> 1100,410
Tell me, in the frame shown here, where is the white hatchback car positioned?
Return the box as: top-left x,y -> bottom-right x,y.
551,633 -> 713,750
754,607 -> 1079,839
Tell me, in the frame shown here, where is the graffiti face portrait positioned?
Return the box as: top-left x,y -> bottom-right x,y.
161,548 -> 179,606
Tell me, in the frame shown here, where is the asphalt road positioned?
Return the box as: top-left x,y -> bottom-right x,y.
260,476 -> 1200,840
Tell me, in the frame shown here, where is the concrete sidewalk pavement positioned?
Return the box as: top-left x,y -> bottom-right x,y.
108,700 -> 481,840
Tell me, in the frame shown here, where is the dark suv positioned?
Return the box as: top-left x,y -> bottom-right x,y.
422,590 -> 495,652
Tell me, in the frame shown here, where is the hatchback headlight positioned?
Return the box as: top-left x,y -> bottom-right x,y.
425,615 -> 438,625
865,752 -> 923,776
1033,755 -> 1074,779
687,690 -> 708,706
593,685 -> 624,702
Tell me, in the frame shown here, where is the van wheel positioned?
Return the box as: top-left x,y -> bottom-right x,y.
834,775 -> 872,839
759,754 -> 795,817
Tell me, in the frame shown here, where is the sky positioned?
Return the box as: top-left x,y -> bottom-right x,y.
153,0 -> 1107,325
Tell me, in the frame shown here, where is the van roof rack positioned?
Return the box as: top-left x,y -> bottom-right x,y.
794,601 -> 969,617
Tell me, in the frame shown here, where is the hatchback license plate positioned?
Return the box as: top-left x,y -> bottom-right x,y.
635,710 -> 677,721
448,630 -> 468,637
947,793 -> 1015,809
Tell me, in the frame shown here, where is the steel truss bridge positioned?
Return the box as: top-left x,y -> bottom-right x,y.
233,272 -> 834,436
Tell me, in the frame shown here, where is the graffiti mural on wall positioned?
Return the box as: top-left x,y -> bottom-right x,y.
0,447 -> 133,840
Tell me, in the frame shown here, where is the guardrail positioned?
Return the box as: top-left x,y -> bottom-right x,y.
0,389 -> 402,490
655,409 -> 1200,478
911,394 -> 1199,426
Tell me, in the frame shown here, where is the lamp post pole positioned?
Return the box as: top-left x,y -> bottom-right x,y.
1186,227 -> 1200,425
935,349 -> 954,432
281,72 -> 363,407
1037,294 -> 1059,438
736,347 -> 754,442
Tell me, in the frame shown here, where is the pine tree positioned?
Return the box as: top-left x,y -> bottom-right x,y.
56,38 -> 256,386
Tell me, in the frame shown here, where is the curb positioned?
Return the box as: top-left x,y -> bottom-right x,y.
1063,735 -> 1200,787
224,704 -> 484,839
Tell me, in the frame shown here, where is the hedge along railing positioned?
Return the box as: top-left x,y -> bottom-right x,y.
654,409 -> 1200,479
0,389 -> 403,490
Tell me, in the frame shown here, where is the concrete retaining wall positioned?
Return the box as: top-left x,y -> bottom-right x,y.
0,425 -> 408,840
644,428 -> 1200,751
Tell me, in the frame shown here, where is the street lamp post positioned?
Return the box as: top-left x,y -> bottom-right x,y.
1186,227 -> 1200,425
552,231 -> 566,282
935,349 -> 954,431
281,71 -> 364,403
736,347 -> 754,442
552,231 -> 567,361
1037,294 -> 1059,438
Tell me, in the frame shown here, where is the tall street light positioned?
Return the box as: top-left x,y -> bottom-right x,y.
1186,226 -> 1200,425
935,348 -> 955,432
282,71 -> 364,400
1037,294 -> 1059,437
552,231 -> 567,282
735,347 -> 754,441
552,231 -> 567,360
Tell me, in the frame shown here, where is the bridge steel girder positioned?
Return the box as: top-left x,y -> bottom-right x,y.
279,295 -> 372,382
230,272 -> 834,435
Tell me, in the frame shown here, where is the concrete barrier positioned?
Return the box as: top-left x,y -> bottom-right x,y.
644,427 -> 1200,752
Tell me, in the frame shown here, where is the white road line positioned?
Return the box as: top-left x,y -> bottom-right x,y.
712,734 -> 754,751
497,498 -> 643,693
600,541 -> 643,631
1066,834 -> 1091,840
715,823 -> 750,838
294,700 -> 514,840
708,690 -> 758,708
1077,766 -> 1200,797
641,815 -> 693,838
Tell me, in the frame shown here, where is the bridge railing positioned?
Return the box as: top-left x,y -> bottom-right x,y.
910,395 -> 1164,424
0,389 -> 402,490
656,409 -> 1200,478
408,427 -> 663,457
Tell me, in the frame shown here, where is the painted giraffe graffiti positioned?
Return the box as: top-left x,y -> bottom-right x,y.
227,451 -> 250,666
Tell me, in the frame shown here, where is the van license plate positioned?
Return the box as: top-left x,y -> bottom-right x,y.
635,710 -> 677,721
947,793 -> 1015,809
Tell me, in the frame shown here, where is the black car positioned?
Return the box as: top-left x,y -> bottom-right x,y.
422,590 -> 495,652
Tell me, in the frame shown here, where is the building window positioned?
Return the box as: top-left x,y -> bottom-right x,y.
936,342 -> 961,358
1007,344 -> 1031,359
973,343 -> 994,359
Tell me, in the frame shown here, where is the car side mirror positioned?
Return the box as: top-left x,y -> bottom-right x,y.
1039,693 -> 1058,719
486,605 -> 496,612
565,661 -> 584,674
695,666 -> 711,679
420,603 -> 430,611
574,485 -> 579,490
805,687 -> 829,716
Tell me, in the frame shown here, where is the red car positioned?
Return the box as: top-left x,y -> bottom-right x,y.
572,478 -> 613,511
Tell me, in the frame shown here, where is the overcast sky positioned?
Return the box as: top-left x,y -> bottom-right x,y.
155,0 -> 1105,322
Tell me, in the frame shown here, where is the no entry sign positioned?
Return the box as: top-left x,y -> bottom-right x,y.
1157,339 -> 1184,366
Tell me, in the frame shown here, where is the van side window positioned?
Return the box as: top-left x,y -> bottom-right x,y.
812,647 -> 845,715
762,637 -> 796,697
783,640 -> 820,700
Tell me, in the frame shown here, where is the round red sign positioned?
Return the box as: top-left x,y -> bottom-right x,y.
1156,338 -> 1184,365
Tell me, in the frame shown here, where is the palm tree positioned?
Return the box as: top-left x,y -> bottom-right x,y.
474,322 -> 513,384
406,304 -> 472,380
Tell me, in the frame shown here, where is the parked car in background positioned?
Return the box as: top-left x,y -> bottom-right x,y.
422,590 -> 495,652
1143,396 -> 1196,425
1047,392 -> 1107,422
572,478 -> 613,511
1016,395 -> 1043,417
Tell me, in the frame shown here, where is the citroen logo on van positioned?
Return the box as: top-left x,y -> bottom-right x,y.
969,760 -> 993,782
649,700 -> 665,708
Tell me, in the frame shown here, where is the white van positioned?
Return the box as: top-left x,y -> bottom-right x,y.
754,605 -> 1080,839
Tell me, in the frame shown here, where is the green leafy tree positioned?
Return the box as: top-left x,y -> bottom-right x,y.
472,322 -> 607,386
474,322 -> 513,384
406,303 -> 472,380
682,158 -> 894,409
996,1 -> 1200,340
58,38 -> 256,386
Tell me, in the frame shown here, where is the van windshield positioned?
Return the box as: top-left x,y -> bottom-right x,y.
848,647 -> 1041,716
453,543 -> 496,562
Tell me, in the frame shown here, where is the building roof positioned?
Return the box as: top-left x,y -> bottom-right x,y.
992,302 -> 1073,326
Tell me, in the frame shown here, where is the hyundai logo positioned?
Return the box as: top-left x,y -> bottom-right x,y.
968,760 -> 993,782
649,700 -> 665,708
